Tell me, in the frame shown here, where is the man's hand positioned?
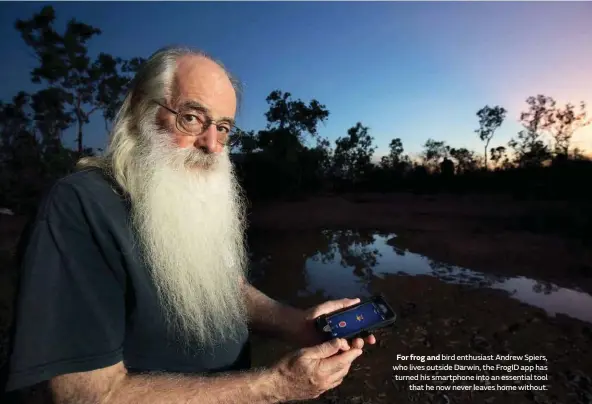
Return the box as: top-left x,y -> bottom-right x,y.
242,283 -> 376,349
271,338 -> 363,402
298,298 -> 377,350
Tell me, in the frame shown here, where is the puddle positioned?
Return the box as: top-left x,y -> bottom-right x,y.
249,230 -> 592,324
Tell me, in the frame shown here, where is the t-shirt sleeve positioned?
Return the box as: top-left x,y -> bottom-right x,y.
4,182 -> 126,392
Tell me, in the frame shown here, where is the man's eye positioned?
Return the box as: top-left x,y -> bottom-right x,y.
182,114 -> 200,125
217,125 -> 231,134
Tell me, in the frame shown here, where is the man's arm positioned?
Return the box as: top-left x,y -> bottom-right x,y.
46,338 -> 362,404
48,361 -> 281,404
242,281 -> 307,345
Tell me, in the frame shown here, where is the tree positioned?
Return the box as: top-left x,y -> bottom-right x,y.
239,90 -> 331,197
333,122 -> 376,183
15,6 -> 144,153
234,129 -> 258,154
261,90 -> 330,167
546,101 -> 589,157
489,146 -> 507,169
95,54 -> 146,132
311,136 -> 334,179
449,147 -> 479,173
422,139 -> 450,171
30,88 -> 78,177
509,95 -> 554,167
30,88 -> 73,149
0,88 -> 83,199
476,105 -> 507,169
263,90 -> 330,141
380,138 -> 404,169
257,90 -> 330,162
570,147 -> 589,161
0,92 -> 37,170
0,92 -> 47,210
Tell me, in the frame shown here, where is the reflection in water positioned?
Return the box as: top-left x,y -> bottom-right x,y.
307,230 -> 382,296
248,230 -> 592,324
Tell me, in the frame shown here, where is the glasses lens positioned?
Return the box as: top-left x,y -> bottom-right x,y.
177,109 -> 206,134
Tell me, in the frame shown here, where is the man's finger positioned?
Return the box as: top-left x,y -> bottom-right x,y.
351,338 -> 364,350
319,347 -> 363,373
314,298 -> 360,316
304,338 -> 349,359
365,334 -> 377,345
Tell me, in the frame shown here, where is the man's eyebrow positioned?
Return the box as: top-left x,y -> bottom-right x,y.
179,100 -> 236,126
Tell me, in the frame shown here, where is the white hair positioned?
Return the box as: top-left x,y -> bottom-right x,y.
77,46 -> 249,350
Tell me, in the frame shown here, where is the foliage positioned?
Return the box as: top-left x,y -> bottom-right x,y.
546,101 -> 590,156
489,146 -> 511,170
235,91 -> 331,198
380,138 -> 404,169
2,6 -> 592,213
449,147 -> 479,173
421,139 -> 450,171
15,5 -> 145,153
476,105 -> 506,169
332,122 -> 376,184
509,95 -> 555,168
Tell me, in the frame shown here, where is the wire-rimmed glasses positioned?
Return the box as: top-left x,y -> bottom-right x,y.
153,100 -> 242,147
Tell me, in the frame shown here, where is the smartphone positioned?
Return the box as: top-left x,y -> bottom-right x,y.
315,294 -> 397,341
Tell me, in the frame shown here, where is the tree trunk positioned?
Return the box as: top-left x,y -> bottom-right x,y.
76,96 -> 84,154
77,121 -> 83,154
484,139 -> 491,170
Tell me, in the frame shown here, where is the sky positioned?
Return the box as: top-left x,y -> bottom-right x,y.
0,1 -> 591,160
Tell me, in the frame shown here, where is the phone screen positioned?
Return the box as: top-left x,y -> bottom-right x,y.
325,301 -> 388,338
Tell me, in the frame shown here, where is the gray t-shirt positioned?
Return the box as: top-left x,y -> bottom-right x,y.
3,168 -> 250,393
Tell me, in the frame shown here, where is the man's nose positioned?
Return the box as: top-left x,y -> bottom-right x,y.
194,124 -> 220,154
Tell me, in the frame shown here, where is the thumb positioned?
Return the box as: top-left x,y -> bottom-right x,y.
304,338 -> 349,359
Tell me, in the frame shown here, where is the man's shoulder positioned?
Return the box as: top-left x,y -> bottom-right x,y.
39,168 -> 124,221
52,168 -> 121,201
54,168 -> 115,194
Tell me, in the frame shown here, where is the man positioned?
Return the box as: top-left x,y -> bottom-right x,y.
3,46 -> 376,403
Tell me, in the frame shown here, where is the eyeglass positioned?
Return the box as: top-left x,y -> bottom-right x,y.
153,100 -> 242,147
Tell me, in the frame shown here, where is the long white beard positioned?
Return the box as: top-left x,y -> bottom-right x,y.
125,127 -> 248,351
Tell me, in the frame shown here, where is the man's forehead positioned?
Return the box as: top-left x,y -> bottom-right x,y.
173,55 -> 237,118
